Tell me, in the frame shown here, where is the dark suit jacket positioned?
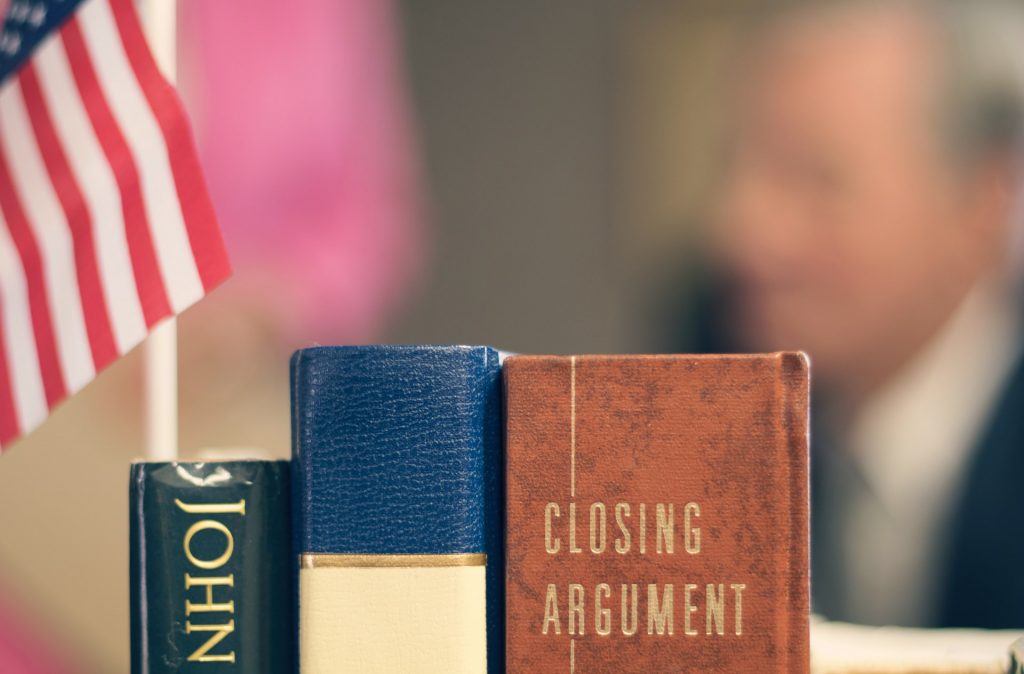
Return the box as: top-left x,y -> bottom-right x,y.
807,350 -> 1024,628
937,351 -> 1024,628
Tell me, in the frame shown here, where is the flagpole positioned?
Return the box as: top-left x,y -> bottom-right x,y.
140,0 -> 178,463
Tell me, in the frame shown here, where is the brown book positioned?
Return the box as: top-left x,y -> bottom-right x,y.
504,353 -> 810,673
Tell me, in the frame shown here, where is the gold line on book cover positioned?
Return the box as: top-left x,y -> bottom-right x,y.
299,553 -> 487,568
570,355 -> 577,499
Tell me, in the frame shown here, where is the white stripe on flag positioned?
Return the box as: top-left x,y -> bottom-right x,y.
0,211 -> 49,433
34,35 -> 147,354
77,0 -> 204,313
0,80 -> 95,394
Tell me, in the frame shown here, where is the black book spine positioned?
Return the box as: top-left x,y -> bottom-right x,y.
130,461 -> 291,673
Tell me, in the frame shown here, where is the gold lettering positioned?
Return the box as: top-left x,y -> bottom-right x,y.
656,503 -> 674,554
185,620 -> 235,663
175,499 -> 246,516
595,583 -> 611,636
639,504 -> 647,554
614,503 -> 631,554
542,584 -> 561,635
568,504 -> 582,554
589,502 -> 607,554
178,501 -> 240,661
732,583 -> 746,636
544,503 -> 561,554
621,584 -> 638,636
706,583 -> 725,635
647,584 -> 674,635
684,583 -> 698,636
568,584 -> 585,636
183,520 -> 234,570
684,502 -> 701,554
184,574 -> 234,615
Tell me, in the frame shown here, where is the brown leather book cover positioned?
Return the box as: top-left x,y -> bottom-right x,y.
505,353 -> 809,673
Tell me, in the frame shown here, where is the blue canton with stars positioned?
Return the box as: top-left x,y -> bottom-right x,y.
0,0 -> 88,84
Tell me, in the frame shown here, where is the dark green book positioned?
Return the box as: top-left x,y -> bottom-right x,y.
130,461 -> 291,673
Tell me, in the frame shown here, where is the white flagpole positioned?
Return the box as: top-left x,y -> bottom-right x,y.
140,0 -> 178,462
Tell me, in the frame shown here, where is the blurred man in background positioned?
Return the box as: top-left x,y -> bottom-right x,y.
711,0 -> 1024,627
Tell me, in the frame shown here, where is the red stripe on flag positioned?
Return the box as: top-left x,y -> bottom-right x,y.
0,138 -> 67,407
0,309 -> 21,447
107,0 -> 231,293
60,18 -> 173,329
18,64 -> 119,371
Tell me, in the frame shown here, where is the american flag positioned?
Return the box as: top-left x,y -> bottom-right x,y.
0,0 -> 230,449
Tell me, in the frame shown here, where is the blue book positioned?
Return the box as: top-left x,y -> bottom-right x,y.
291,345 -> 503,674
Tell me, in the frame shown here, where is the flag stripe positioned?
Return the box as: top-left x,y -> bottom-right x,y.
107,0 -> 230,293
0,314 -> 21,447
33,34 -> 147,353
0,211 -> 48,439
18,62 -> 119,371
0,135 -> 66,407
0,0 -> 232,448
0,78 -> 97,394
59,17 -> 173,329
76,0 -> 204,313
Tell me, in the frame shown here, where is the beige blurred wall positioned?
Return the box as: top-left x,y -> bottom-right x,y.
617,6 -> 741,261
389,0 -> 639,353
390,1 -> 752,352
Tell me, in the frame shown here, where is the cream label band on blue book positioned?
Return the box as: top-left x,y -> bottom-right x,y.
299,552 -> 489,674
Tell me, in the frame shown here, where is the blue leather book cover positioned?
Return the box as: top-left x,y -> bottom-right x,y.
291,345 -> 503,674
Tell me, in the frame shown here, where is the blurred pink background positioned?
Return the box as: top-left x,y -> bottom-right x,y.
178,0 -> 425,345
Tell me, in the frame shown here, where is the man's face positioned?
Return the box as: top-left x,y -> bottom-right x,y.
715,9 -> 993,396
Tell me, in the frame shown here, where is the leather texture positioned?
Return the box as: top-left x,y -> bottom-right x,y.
129,460 -> 292,674
290,345 -> 504,672
504,353 -> 809,674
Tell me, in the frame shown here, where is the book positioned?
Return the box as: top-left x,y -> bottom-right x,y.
810,618 -> 1022,674
504,353 -> 810,673
290,345 -> 503,674
129,460 -> 291,673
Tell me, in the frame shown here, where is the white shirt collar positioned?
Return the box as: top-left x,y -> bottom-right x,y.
849,281 -> 1023,520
